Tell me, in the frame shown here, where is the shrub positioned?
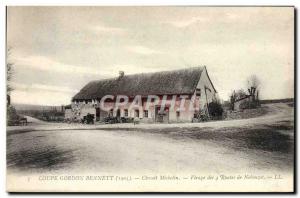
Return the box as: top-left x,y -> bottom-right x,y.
239,100 -> 249,110
208,101 -> 224,120
7,106 -> 21,126
239,100 -> 259,110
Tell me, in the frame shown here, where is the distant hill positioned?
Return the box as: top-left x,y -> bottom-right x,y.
12,103 -> 65,112
12,103 -> 66,122
260,98 -> 294,104
223,98 -> 293,105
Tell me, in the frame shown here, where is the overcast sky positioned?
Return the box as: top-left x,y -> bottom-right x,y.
7,6 -> 294,106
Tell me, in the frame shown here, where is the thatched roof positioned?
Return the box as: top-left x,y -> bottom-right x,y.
73,67 -> 209,100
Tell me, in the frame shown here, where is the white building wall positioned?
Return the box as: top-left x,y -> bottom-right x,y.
196,67 -> 217,110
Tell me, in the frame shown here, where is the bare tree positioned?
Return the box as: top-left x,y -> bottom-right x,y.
229,89 -> 247,110
236,89 -> 247,98
246,75 -> 260,96
229,90 -> 237,110
7,47 -> 14,106
246,74 -> 261,107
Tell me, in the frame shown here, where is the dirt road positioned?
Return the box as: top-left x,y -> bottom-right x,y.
7,103 -> 294,175
7,103 -> 294,132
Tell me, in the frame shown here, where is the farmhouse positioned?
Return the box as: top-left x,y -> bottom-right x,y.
67,66 -> 217,123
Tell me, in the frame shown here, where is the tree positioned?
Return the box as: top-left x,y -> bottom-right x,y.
229,89 -> 247,110
7,47 -> 14,106
246,74 -> 260,100
247,74 -> 260,89
208,99 -> 224,120
246,74 -> 261,108
236,89 -> 247,99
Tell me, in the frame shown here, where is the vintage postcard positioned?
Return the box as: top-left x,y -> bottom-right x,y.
6,6 -> 294,192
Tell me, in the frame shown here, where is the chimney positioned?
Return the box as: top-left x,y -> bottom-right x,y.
118,71 -> 124,78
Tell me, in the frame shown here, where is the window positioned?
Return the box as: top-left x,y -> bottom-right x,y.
109,109 -> 113,116
124,109 -> 128,117
144,110 -> 148,118
135,110 -> 139,118
196,88 -> 201,97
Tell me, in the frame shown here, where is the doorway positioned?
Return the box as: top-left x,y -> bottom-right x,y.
155,106 -> 169,123
95,107 -> 100,121
116,109 -> 121,122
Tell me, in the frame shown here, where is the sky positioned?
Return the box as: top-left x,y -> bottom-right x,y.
7,6 -> 294,106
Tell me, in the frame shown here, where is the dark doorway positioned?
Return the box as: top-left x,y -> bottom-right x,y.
116,109 -> 121,122
155,106 -> 169,123
95,107 -> 100,121
135,110 -> 139,118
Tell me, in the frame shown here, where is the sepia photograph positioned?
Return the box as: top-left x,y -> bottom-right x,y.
6,6 -> 294,192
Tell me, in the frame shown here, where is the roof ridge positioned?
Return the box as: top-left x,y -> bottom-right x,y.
73,66 -> 206,100
93,66 -> 205,83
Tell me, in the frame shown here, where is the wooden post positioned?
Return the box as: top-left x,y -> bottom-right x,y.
204,86 -> 210,118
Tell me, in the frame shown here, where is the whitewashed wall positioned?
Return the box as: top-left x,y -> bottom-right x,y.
196,67 -> 217,110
